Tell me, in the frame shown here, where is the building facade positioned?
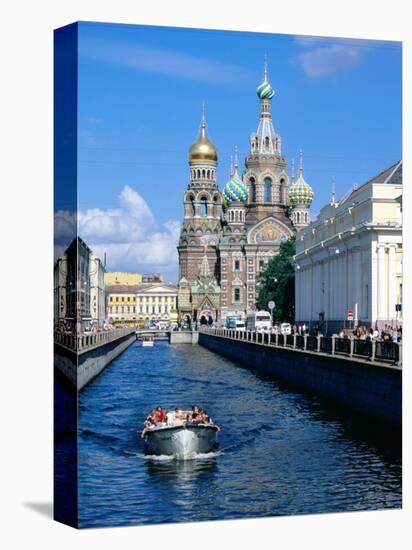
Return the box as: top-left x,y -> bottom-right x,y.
294,161 -> 402,333
54,237 -> 106,331
106,284 -> 178,326
104,272 -> 164,287
106,285 -> 140,326
104,272 -> 142,287
177,61 -> 313,325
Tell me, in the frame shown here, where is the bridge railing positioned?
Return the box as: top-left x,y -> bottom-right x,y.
199,327 -> 402,366
54,327 -> 135,352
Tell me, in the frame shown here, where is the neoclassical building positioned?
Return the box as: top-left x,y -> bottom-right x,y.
177,61 -> 314,324
294,161 -> 402,333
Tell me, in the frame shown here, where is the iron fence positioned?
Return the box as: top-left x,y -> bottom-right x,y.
335,338 -> 351,355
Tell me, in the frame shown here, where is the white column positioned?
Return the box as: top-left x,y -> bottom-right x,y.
370,242 -> 378,326
388,244 -> 397,324
354,248 -> 361,324
377,244 -> 386,322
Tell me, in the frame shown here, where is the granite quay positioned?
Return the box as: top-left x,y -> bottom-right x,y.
198,327 -> 402,428
54,327 -> 136,389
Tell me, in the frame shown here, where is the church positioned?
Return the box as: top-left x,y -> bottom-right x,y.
177,61 -> 314,326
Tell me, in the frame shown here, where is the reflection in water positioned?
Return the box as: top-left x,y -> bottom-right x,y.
76,341 -> 401,528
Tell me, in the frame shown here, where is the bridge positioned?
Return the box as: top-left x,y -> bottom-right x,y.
135,329 -> 169,341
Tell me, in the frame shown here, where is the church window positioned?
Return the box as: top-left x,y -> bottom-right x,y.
265,136 -> 270,149
297,212 -> 301,224
264,178 -> 272,202
250,178 -> 256,202
234,288 -> 241,302
200,197 -> 208,217
202,169 -> 205,178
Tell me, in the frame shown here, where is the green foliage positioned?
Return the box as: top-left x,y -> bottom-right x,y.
257,235 -> 296,323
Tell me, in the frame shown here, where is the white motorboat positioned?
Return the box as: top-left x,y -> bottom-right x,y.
143,424 -> 219,457
141,336 -> 154,347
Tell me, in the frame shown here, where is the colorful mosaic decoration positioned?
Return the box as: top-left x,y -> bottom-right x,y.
222,175 -> 249,205
289,174 -> 314,205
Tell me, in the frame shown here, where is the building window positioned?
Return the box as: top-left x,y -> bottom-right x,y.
121,297 -> 124,302
116,297 -> 119,302
200,197 -> 208,217
264,178 -> 272,202
234,288 -> 241,302
259,259 -> 265,271
250,178 -> 256,202
234,259 -> 240,271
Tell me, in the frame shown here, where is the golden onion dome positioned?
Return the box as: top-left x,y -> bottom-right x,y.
188,113 -> 218,163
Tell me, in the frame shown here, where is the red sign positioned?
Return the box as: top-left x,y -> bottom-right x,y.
347,310 -> 353,321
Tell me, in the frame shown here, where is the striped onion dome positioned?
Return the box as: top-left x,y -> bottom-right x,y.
289,173 -> 314,205
256,79 -> 275,100
222,175 -> 249,206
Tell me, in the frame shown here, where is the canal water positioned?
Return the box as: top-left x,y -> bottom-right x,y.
77,340 -> 401,528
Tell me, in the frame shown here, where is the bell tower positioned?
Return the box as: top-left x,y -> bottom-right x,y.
244,57 -> 290,226
178,105 -> 222,286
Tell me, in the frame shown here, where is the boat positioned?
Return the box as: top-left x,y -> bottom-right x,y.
141,410 -> 220,457
141,336 -> 154,347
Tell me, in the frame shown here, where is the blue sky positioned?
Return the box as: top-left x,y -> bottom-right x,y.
74,21 -> 401,282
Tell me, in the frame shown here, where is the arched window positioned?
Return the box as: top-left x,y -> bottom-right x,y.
202,169 -> 205,178
207,169 -> 210,179
200,197 -> 207,217
264,178 -> 272,203
296,212 -> 300,224
265,136 -> 270,149
250,178 -> 256,202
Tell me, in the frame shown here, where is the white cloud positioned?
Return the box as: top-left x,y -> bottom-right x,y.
291,42 -> 363,78
54,185 -> 180,280
79,37 -> 253,84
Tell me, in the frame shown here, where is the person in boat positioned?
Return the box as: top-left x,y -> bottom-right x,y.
155,406 -> 165,423
165,409 -> 176,425
191,404 -> 199,415
141,416 -> 156,438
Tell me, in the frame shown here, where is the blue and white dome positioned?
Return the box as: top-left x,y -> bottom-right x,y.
256,80 -> 275,100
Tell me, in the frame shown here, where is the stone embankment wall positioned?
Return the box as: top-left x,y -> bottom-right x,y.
199,332 -> 401,428
169,331 -> 199,344
55,329 -> 136,390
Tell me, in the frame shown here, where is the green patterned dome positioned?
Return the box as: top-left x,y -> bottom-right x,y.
289,173 -> 314,205
222,175 -> 249,207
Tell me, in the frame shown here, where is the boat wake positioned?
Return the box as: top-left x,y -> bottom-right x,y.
134,450 -> 223,462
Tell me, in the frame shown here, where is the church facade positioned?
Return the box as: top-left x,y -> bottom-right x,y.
177,61 -> 314,325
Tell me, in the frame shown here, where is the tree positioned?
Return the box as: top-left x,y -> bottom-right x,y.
257,235 -> 296,323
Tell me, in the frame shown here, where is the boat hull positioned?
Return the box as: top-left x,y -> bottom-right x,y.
144,425 -> 218,457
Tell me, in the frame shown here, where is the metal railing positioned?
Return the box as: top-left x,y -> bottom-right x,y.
54,326 -> 136,352
199,327 -> 402,366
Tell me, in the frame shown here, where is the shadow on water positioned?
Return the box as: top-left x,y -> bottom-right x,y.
249,367 -> 401,466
